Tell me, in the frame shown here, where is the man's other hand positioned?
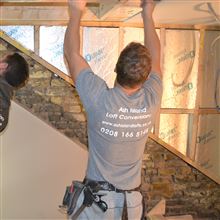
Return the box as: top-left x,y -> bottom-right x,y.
141,0 -> 155,17
68,0 -> 87,12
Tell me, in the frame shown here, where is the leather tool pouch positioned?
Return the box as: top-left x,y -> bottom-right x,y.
61,181 -> 85,215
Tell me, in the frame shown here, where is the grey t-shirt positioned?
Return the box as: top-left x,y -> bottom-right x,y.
76,69 -> 163,190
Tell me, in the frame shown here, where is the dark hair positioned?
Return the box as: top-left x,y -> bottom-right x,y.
4,53 -> 29,88
115,42 -> 152,88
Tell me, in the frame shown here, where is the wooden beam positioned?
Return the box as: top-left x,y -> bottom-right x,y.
0,0 -> 140,7
0,0 -> 141,20
154,28 -> 165,136
160,108 -> 195,114
160,108 -> 220,114
189,29 -> 205,161
1,19 -> 220,30
198,108 -> 220,114
0,0 -> 100,7
34,26 -> 40,55
147,199 -> 166,216
1,18 -> 220,31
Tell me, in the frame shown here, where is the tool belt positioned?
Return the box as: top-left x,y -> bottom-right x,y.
59,180 -> 108,219
59,178 -> 145,220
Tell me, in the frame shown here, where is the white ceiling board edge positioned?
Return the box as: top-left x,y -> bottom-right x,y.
125,0 -> 220,25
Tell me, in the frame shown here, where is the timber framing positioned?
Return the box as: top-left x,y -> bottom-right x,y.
0,0 -> 102,7
0,21 -> 219,31
0,0 -> 138,7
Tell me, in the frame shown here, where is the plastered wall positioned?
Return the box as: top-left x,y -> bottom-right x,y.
0,102 -> 88,219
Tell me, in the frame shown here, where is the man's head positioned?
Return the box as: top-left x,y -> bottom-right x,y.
115,42 -> 152,89
0,52 -> 29,88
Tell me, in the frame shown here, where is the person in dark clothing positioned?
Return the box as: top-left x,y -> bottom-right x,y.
0,52 -> 29,133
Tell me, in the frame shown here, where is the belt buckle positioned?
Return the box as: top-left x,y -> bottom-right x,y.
101,182 -> 110,191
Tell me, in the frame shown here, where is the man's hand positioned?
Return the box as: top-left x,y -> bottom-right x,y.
141,0 -> 155,18
68,0 -> 87,12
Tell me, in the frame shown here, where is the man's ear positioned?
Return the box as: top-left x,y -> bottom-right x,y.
0,62 -> 8,75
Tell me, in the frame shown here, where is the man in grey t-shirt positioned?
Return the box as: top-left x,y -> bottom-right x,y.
64,0 -> 162,219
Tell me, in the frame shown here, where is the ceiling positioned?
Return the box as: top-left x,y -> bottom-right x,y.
128,0 -> 220,25
0,0 -> 220,26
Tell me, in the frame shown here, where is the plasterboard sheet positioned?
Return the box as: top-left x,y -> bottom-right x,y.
162,30 -> 199,109
39,26 -> 67,74
122,27 -> 160,49
101,5 -> 141,22
159,114 -> 189,155
0,26 -> 34,51
200,31 -> 220,108
83,27 -> 119,88
195,114 -> 220,177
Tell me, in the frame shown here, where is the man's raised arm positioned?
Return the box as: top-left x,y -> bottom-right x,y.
64,0 -> 89,84
141,0 -> 162,77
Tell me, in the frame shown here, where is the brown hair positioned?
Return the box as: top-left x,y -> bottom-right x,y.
4,53 -> 29,88
115,42 -> 152,88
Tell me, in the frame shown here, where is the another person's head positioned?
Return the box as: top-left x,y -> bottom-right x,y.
115,42 -> 152,89
0,52 -> 29,88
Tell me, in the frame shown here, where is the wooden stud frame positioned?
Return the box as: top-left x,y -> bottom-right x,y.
189,30 -> 205,161
34,26 -> 40,55
0,0 -> 102,7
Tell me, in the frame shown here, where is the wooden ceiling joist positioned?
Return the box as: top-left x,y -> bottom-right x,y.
0,0 -> 100,7
0,0 -> 142,22
0,0 -> 141,20
0,0 -> 139,7
0,0 -> 140,7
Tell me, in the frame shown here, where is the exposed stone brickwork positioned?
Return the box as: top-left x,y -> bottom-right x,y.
142,139 -> 220,219
1,38 -> 220,220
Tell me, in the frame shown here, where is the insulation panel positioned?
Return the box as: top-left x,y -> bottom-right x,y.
159,114 -> 189,155
200,31 -> 220,109
162,30 -> 200,109
122,27 -> 160,49
195,114 -> 220,177
39,26 -> 67,73
122,27 -> 144,47
0,26 -> 34,50
83,27 -> 119,88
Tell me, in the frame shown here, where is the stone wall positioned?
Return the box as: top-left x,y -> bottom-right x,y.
1,38 -> 220,219
142,139 -> 220,219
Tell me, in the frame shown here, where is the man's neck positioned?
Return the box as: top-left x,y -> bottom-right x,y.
115,82 -> 141,96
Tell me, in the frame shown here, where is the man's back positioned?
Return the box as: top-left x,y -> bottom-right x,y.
76,68 -> 163,190
63,1 -> 162,219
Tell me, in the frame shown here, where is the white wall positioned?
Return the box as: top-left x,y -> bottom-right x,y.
0,101 -> 88,220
